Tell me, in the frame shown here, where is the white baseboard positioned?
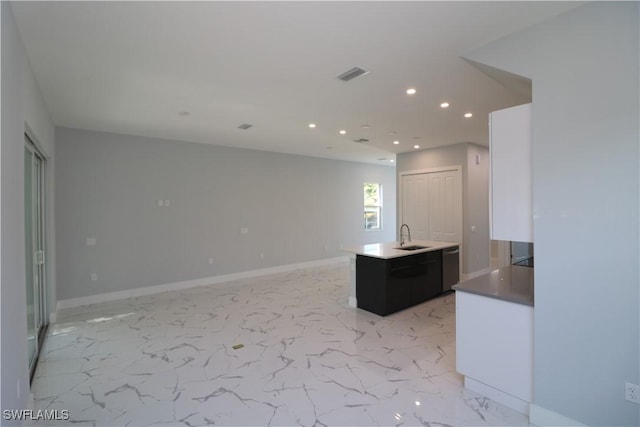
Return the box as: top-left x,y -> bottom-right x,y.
49,312 -> 57,324
57,256 -> 349,311
529,404 -> 586,426
348,296 -> 357,308
464,377 -> 529,415
461,267 -> 492,282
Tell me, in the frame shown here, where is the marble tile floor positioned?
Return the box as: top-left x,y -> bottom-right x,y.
30,263 -> 530,427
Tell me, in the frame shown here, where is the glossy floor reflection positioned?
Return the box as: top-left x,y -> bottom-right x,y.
31,263 -> 529,426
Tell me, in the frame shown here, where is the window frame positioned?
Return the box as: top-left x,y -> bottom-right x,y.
363,182 -> 383,231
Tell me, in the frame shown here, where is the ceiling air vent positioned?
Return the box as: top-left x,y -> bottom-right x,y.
237,123 -> 253,130
353,138 -> 369,143
337,67 -> 369,82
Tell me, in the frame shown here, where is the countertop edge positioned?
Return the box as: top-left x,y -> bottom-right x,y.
452,265 -> 534,307
343,240 -> 460,259
452,285 -> 534,306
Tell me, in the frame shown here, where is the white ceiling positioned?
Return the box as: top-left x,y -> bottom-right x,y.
12,1 -> 581,165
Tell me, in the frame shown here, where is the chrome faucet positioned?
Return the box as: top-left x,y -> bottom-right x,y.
399,223 -> 412,246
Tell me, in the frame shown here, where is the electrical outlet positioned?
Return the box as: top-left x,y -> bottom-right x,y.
208,257 -> 214,265
90,273 -> 98,281
625,382 -> 640,404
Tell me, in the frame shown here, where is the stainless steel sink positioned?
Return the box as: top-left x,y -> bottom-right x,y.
394,245 -> 430,251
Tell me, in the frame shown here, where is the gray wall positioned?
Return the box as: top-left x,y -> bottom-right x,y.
55,127 -> 395,300
397,142 -> 490,277
1,2 -> 56,419
466,2 -> 639,425
398,142 -> 468,173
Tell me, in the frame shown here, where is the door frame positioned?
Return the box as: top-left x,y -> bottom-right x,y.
398,165 -> 463,270
24,131 -> 50,381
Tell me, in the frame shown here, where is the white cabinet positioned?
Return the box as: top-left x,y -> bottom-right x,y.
489,103 -> 532,242
456,291 -> 533,414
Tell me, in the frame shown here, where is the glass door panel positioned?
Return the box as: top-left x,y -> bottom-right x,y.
25,137 -> 47,376
25,146 -> 37,368
34,154 -> 44,333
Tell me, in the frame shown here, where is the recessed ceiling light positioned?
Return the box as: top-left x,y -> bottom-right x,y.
339,130 -> 346,135
393,140 -> 400,145
361,124 -> 370,129
178,111 -> 190,116
406,88 -> 417,95
440,102 -> 450,108
237,123 -> 253,130
464,113 -> 473,118
414,145 -> 420,149
308,123 -> 316,128
390,159 -> 395,163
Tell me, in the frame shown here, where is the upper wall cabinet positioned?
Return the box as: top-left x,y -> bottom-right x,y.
489,103 -> 533,243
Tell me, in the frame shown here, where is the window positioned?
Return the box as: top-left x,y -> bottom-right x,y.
364,183 -> 382,230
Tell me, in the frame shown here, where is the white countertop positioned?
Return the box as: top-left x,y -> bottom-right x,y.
342,240 -> 459,259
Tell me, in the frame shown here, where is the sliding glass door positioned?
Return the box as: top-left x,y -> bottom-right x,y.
25,135 -> 47,376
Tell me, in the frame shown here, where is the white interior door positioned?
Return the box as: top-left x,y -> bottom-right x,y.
401,174 -> 429,240
428,171 -> 459,242
401,168 -> 461,244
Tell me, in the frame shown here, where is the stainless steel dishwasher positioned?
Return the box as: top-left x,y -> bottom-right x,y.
442,246 -> 460,292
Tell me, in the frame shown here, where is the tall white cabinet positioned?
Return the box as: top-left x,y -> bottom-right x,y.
489,103 -> 533,243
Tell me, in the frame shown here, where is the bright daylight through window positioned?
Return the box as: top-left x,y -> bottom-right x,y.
364,183 -> 382,230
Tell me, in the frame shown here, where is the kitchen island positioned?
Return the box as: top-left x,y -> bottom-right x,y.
343,240 -> 459,316
453,265 -> 534,415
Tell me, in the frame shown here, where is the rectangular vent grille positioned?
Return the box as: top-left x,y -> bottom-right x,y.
353,138 -> 369,143
337,67 -> 369,82
237,123 -> 253,130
